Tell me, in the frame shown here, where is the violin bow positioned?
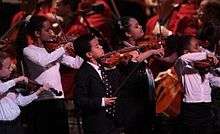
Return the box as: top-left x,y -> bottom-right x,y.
20,60 -> 62,96
109,0 -> 121,19
20,60 -> 25,76
113,63 -> 141,97
157,0 -> 163,38
20,60 -> 30,90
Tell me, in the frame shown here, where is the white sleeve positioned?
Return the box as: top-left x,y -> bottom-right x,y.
23,47 -> 65,66
176,52 -> 208,74
101,97 -> 105,107
61,55 -> 84,69
175,56 -> 199,75
180,52 -> 207,63
0,80 -> 16,93
16,93 -> 38,106
209,74 -> 220,88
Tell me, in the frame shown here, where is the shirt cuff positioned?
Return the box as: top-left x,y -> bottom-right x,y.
31,92 -> 39,99
9,79 -> 16,87
59,47 -> 66,54
101,98 -> 105,107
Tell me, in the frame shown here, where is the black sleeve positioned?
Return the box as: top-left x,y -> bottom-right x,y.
75,72 -> 102,113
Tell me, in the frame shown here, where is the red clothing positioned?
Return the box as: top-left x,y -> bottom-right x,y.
146,15 -> 159,35
64,17 -> 87,36
145,2 -> 199,76
168,3 -> 198,35
11,11 -> 25,27
84,0 -> 112,28
146,3 -> 198,36
61,0 -> 113,99
65,0 -> 113,37
60,66 -> 78,99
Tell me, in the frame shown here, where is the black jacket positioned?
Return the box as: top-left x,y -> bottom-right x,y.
75,62 -> 120,134
117,61 -> 155,134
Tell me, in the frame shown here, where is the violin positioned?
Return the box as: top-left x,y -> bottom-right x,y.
17,79 -> 63,96
6,73 -> 62,96
97,45 -> 142,68
97,36 -> 166,68
44,35 -> 76,57
137,35 -> 165,52
98,52 -> 132,68
193,56 -> 220,74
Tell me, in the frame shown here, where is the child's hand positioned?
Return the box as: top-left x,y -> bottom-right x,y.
42,83 -> 50,91
153,46 -> 165,57
103,97 -> 117,106
36,83 -> 50,95
14,76 -> 28,83
157,46 -> 165,57
207,53 -> 219,65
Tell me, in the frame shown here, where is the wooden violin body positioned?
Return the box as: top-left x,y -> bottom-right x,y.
98,46 -> 138,68
5,73 -> 62,96
17,79 -> 62,96
194,56 -> 220,74
137,35 -> 165,51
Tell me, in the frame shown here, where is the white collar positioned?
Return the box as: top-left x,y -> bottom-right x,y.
87,61 -> 100,70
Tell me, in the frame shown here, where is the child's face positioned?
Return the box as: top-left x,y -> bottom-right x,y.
0,58 -> 13,79
56,0 -> 71,16
40,21 -> 55,42
127,18 -> 144,40
88,38 -> 104,59
188,37 -> 201,53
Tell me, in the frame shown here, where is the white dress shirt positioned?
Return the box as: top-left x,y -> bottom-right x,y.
87,62 -> 108,107
23,45 -> 84,99
0,80 -> 38,121
0,80 -> 15,94
175,52 -> 220,103
87,62 -> 102,79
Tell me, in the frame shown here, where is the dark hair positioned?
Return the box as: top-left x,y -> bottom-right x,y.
176,35 -> 194,56
74,34 -> 96,60
26,15 -> 48,38
58,0 -> 79,12
114,16 -> 133,41
37,0 -> 52,9
203,1 -> 220,22
0,52 -> 10,69
198,1 -> 220,46
165,35 -> 181,53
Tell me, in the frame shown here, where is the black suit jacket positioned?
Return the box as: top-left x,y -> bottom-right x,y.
75,62 -> 120,134
117,61 -> 155,134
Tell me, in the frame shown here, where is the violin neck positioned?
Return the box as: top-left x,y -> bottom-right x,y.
117,46 -> 141,54
100,46 -> 141,59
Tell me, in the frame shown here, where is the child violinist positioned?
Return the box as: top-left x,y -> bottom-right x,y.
175,36 -> 220,134
113,16 -> 164,134
0,52 -> 49,134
